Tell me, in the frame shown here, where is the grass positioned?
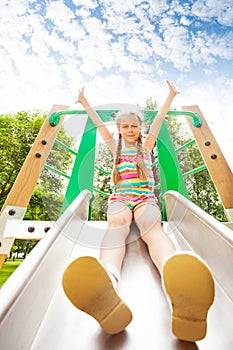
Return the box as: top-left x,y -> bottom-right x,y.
0,259 -> 23,287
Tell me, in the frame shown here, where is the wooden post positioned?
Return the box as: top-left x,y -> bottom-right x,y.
182,105 -> 233,221
0,105 -> 68,269
0,255 -> 6,271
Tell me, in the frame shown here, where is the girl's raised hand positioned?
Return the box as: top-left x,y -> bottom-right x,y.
75,86 -> 86,104
166,80 -> 180,96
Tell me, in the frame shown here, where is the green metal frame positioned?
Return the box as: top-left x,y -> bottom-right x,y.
156,121 -> 189,219
61,117 -> 97,214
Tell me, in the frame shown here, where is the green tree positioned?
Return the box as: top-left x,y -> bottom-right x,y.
165,114 -> 226,221
10,239 -> 37,259
185,144 -> 227,221
36,125 -> 76,221
0,110 -> 75,219
145,97 -> 158,111
0,110 -> 44,208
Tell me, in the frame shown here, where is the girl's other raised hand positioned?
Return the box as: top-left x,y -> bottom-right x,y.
166,80 -> 180,96
75,86 -> 86,104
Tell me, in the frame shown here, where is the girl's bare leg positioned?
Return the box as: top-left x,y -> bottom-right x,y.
134,203 -> 175,274
134,203 -> 214,342
63,201 -> 133,334
99,202 -> 132,272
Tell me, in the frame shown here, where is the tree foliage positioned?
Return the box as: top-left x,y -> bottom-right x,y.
0,110 -> 75,219
0,110 -> 44,207
165,115 -> 227,221
10,240 -> 37,259
37,125 -> 75,221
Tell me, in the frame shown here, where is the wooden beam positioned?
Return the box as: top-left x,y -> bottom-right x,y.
182,105 -> 233,211
0,255 -> 7,269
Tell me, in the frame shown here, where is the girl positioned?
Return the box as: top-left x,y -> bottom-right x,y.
62,81 -> 214,341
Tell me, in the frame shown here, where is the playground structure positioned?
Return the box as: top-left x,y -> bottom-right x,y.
0,105 -> 232,349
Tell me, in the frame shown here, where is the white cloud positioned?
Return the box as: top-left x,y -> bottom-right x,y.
127,37 -> 152,59
191,31 -> 233,66
81,74 -> 130,106
128,75 -> 167,107
0,0 -> 232,175
191,0 -> 233,26
45,1 -> 75,24
180,16 -> 192,26
102,0 -> 144,15
0,0 -> 28,16
72,0 -> 98,9
162,25 -> 192,70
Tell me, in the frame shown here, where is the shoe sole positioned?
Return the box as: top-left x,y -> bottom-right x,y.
163,253 -> 215,342
62,256 -> 132,334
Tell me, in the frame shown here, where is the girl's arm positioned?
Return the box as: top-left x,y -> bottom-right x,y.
76,87 -> 116,155
144,80 -> 180,152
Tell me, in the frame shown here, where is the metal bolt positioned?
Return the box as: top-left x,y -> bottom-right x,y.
41,140 -> 47,145
205,141 -> 211,146
211,154 -> 217,159
28,226 -> 35,233
8,209 -> 16,216
44,227 -> 51,233
50,122 -> 56,127
111,112 -> 116,118
196,123 -> 202,128
35,153 -> 41,158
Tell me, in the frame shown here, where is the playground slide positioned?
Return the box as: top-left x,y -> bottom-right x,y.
0,190 -> 232,350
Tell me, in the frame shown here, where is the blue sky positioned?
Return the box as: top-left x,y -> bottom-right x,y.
0,0 -> 233,169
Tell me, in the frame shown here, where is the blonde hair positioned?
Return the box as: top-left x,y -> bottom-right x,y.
112,111 -> 148,185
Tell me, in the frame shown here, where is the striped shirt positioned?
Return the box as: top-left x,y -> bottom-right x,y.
109,146 -> 157,210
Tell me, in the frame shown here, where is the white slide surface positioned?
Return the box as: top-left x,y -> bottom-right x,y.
0,190 -> 232,350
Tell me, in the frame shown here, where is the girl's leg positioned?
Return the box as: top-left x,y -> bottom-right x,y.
134,203 -> 214,342
62,201 -> 133,335
133,203 -> 175,274
100,202 -> 133,273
